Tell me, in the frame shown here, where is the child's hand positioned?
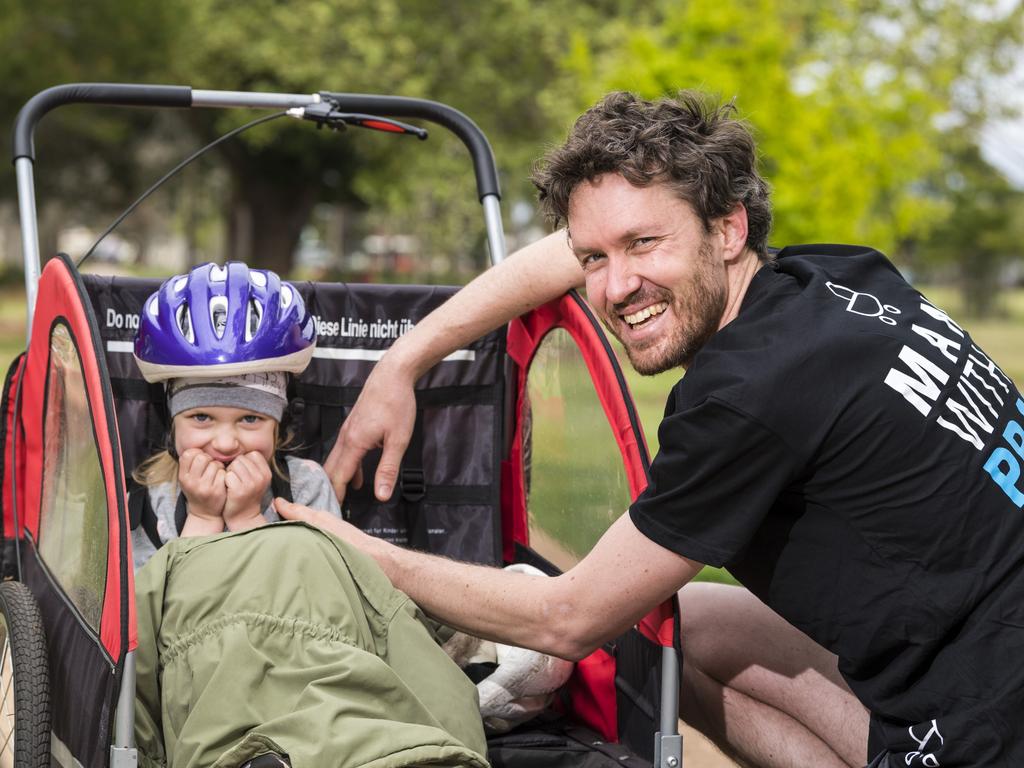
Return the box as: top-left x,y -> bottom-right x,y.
223,451 -> 272,531
178,448 -> 227,528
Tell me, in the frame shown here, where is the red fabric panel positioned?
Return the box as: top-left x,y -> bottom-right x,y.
507,293 -> 674,640
2,356 -> 25,540
638,599 -> 676,647
505,308 -> 540,553
20,257 -> 132,659
507,295 -> 648,503
504,291 -> 680,739
563,647 -> 619,741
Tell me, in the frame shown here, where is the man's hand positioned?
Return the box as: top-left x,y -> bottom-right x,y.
223,451 -> 272,531
274,497 -> 368,546
275,497 -> 392,573
178,448 -> 227,525
322,230 -> 583,507
323,356 -> 417,505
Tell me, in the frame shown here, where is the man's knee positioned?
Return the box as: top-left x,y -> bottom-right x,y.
676,582 -> 764,673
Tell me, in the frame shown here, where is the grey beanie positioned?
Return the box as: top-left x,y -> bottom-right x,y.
167,372 -> 288,421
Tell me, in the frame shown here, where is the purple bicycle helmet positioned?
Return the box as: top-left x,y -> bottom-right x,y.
133,262 -> 316,383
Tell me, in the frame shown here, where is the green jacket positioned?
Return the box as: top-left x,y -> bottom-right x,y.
135,522 -> 489,768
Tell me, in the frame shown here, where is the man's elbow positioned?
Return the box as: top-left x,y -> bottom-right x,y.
536,584 -> 610,661
535,626 -> 598,662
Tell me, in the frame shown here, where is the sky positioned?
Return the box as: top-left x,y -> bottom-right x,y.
983,117 -> 1024,188
980,54 -> 1024,189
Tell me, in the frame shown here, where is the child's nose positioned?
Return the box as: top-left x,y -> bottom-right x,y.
211,427 -> 240,453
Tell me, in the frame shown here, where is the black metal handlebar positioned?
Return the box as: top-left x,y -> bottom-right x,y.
13,84 -> 193,161
318,92 -> 501,201
11,84 -> 502,202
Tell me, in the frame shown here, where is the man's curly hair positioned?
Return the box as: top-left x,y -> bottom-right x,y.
532,91 -> 773,258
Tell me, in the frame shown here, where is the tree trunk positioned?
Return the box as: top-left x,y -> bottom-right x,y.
225,173 -> 318,277
961,255 -> 1000,319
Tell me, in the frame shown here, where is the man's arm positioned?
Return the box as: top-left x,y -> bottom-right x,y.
324,229 -> 583,502
276,499 -> 702,660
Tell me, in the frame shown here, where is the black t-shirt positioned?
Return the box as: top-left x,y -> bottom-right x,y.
630,244 -> 1024,765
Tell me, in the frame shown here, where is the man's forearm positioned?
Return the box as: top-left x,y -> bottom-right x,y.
386,229 -> 582,380
363,512 -> 701,661
373,539 -> 583,658
277,498 -> 701,659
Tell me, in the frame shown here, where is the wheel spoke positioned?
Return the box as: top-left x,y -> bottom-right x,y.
0,641 -> 12,763
0,667 -> 12,709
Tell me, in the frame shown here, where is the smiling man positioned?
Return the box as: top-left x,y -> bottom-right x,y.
279,91 -> 1024,768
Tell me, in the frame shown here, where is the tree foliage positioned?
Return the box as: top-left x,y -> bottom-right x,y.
561,0 -> 1024,258
919,138 -> 1024,316
0,0 -> 179,208
1,0 -> 1021,286
159,0 -> 606,274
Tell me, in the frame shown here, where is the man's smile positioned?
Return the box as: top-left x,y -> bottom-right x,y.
621,301 -> 669,328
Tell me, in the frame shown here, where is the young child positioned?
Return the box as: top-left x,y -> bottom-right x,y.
129,261 -> 340,569
128,262 -> 489,768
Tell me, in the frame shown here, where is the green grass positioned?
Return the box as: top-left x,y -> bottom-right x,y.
0,287 -> 27,378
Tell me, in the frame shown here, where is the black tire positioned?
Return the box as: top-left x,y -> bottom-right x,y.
0,581 -> 51,768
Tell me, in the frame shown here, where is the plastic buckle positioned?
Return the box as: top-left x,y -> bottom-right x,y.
401,468 -> 426,503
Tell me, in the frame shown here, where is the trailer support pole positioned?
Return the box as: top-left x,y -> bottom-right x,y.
14,158 -> 41,342
654,644 -> 683,767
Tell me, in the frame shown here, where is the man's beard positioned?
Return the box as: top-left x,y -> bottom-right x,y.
602,241 -> 727,376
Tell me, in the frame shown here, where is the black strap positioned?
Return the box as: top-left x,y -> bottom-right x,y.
174,492 -> 188,536
321,405 -> 346,464
272,453 -> 294,504
403,408 -> 430,550
127,479 -> 163,551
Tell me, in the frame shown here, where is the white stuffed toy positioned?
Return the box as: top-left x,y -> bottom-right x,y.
442,563 -> 575,733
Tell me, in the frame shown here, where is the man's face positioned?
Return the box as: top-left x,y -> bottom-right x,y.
568,173 -> 728,375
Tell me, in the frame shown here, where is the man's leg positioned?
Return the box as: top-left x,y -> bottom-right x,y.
677,582 -> 869,768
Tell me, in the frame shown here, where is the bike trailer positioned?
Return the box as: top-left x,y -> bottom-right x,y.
2,84 -> 683,768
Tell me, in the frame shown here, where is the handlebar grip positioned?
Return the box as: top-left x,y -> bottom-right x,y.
13,83 -> 192,163
318,92 -> 501,201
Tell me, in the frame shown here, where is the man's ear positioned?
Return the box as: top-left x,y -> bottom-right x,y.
715,203 -> 749,262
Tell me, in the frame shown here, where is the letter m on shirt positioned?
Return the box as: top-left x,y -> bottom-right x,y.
885,346 -> 950,417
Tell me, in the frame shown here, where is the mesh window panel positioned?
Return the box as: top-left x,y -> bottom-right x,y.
37,323 -> 108,631
524,328 -> 632,570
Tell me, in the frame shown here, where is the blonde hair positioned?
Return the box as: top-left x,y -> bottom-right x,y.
132,421 -> 291,489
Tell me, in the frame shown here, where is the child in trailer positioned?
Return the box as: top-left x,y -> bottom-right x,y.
128,260 -> 339,569
128,262 -> 489,768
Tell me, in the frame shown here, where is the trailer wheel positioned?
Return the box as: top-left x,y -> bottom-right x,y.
0,581 -> 50,768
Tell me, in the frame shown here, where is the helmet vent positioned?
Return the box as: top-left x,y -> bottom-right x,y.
280,284 -> 293,310
245,299 -> 263,342
209,296 -> 229,339
173,277 -> 188,293
250,271 -> 268,288
147,296 -> 159,319
176,303 -> 195,343
210,265 -> 228,282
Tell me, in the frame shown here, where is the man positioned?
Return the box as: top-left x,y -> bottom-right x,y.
278,91 -> 1024,767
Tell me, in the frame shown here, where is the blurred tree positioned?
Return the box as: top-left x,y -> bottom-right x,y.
0,0 -> 181,256
164,0 -> 615,276
4,0 -> 1020,284
561,0 -> 1024,260
919,140 -> 1024,316
0,0 -> 625,275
